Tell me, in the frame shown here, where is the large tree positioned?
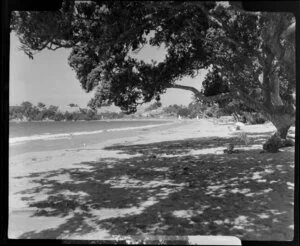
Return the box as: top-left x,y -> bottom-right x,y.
201,4 -> 295,139
11,1 -> 295,140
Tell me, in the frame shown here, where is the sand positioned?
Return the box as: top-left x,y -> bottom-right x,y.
8,118 -> 295,241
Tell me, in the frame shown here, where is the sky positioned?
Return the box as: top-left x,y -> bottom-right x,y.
10,33 -> 207,112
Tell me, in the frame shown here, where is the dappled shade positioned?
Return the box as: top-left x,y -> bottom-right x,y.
12,131 -> 294,241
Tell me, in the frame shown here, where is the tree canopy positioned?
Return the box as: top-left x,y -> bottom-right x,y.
11,1 -> 296,138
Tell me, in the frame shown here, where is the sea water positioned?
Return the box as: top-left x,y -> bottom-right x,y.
9,120 -> 172,156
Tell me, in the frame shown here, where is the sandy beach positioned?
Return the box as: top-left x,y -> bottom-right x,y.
8,118 -> 295,241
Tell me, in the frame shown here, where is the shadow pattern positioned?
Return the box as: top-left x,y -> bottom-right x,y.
13,133 -> 294,241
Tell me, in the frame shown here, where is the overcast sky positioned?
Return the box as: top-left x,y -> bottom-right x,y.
10,33 -> 207,111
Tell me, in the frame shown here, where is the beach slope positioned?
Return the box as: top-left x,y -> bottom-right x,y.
8,118 -> 295,241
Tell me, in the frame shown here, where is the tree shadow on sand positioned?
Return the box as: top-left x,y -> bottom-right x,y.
14,132 -> 294,241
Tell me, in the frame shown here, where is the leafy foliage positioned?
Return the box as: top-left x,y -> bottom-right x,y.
9,102 -> 124,121
201,67 -> 229,105
161,102 -> 222,119
37,102 -> 46,109
11,1 -> 214,113
144,101 -> 162,112
186,102 -> 205,118
11,1 -> 296,137
162,104 -> 185,117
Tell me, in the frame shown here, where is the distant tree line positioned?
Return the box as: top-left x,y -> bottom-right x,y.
9,101 -> 125,121
162,102 -> 219,118
10,100 -> 267,124
161,100 -> 267,124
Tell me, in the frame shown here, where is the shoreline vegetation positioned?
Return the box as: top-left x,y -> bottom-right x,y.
9,101 -> 269,125
9,118 -> 294,240
9,117 -> 178,123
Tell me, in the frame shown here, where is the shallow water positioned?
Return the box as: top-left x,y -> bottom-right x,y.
9,120 -> 172,156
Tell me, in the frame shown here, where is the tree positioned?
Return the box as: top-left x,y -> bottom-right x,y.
9,106 -> 23,120
11,1 -> 295,142
20,101 -> 33,120
200,67 -> 230,108
78,107 -> 98,120
64,111 -> 73,121
177,107 -> 190,118
187,102 -> 206,118
37,102 -> 46,109
163,104 -> 181,116
200,6 -> 295,139
35,102 -> 46,120
44,105 -> 59,119
20,101 -> 33,111
54,112 -> 65,121
145,101 -> 162,112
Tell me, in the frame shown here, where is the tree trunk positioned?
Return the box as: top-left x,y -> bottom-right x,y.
262,113 -> 295,152
276,125 -> 290,139
269,113 -> 294,139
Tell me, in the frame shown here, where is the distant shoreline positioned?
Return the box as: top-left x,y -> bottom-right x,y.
9,119 -> 185,157
9,117 -> 179,123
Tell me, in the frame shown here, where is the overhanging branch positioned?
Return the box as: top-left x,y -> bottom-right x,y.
234,87 -> 269,112
216,68 -> 271,113
169,84 -> 233,102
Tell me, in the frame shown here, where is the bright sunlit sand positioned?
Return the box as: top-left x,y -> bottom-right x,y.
9,118 -> 295,241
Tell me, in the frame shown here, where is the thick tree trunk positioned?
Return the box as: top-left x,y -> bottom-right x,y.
269,113 -> 294,139
262,113 -> 295,152
270,74 -> 284,106
276,125 -> 290,139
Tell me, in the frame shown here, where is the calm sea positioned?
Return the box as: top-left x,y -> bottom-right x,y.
9,120 -> 172,156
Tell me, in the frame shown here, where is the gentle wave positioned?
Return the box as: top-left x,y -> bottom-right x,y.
9,123 -> 172,145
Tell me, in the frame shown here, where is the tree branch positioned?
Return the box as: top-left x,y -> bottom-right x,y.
189,2 -> 263,65
169,84 -> 233,102
216,68 -> 270,113
234,87 -> 270,112
170,82 -> 266,113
